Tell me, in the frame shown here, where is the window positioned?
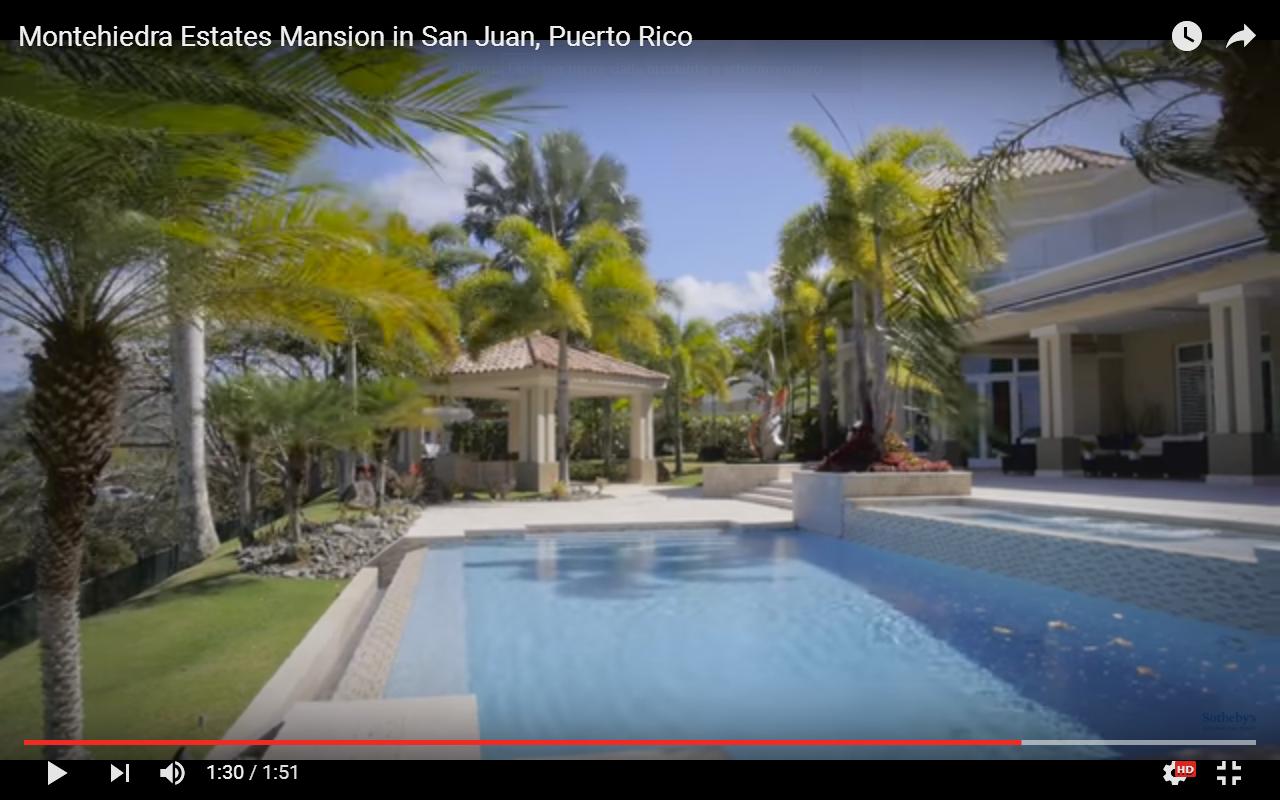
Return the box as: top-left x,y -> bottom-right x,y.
1017,358 -> 1039,372
1176,341 -> 1212,434
989,358 -> 1013,373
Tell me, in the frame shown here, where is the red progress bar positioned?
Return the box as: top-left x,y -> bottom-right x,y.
26,738 -> 1023,747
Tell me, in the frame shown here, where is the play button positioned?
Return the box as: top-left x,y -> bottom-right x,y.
47,761 -> 67,785
109,764 -> 124,783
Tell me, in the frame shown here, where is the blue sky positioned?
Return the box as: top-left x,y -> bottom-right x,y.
0,40 -> 1206,388
307,40 -> 1193,323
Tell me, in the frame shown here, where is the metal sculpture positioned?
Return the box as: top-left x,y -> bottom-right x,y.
749,384 -> 788,461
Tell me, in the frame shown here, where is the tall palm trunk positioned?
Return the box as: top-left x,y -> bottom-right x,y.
306,455 -> 324,500
28,321 -> 126,759
338,339 -> 358,493
556,329 -> 571,483
673,379 -> 685,475
850,283 -> 873,426
284,446 -> 307,541
869,231 -> 891,434
818,343 -> 833,452
373,437 -> 389,510
236,445 -> 254,547
170,312 -> 219,566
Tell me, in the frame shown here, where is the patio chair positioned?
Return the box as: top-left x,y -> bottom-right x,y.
1163,434 -> 1208,479
1000,439 -> 1037,475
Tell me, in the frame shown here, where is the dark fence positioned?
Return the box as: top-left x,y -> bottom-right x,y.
0,544 -> 182,658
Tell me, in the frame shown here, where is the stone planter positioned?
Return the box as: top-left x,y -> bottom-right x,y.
701,463 -> 807,496
792,469 -> 972,536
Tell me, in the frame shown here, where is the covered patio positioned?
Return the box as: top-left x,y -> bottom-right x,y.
416,333 -> 667,493
960,242 -> 1280,484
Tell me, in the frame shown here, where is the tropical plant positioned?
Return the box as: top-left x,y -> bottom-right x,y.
783,125 -> 993,465
379,212 -> 488,289
657,315 -> 734,475
772,262 -> 850,453
0,45 -> 522,757
253,378 -> 351,541
454,217 -> 659,483
353,376 -> 439,509
207,374 -> 272,546
463,131 -> 647,261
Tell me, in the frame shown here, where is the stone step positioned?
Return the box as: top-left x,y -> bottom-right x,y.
763,479 -> 795,490
736,492 -> 793,509
751,485 -> 794,499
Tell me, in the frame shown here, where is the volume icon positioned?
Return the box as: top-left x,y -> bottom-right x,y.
159,761 -> 185,785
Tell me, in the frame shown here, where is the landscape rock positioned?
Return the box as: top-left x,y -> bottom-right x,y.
237,502 -> 417,580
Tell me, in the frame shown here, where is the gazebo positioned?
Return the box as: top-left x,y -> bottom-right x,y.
417,333 -> 668,492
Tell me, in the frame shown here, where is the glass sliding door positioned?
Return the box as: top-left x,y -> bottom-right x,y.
988,379 -> 1013,456
1017,374 -> 1041,439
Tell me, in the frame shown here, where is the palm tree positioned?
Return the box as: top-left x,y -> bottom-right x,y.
658,315 -> 733,475
379,213 -> 489,289
3,44 -> 524,573
771,264 -> 849,453
255,378 -> 351,541
463,131 -> 647,260
1,46 -> 517,755
784,126 -> 982,455
207,374 -> 271,546
454,217 -> 659,483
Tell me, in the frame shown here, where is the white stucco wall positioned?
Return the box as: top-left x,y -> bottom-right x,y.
1120,320 -> 1212,434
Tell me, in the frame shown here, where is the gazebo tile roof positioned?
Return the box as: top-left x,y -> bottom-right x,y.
450,333 -> 666,381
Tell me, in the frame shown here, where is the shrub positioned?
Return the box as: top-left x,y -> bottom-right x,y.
549,481 -> 570,501
681,413 -> 755,460
569,460 -> 627,482
83,535 -> 137,578
449,418 -> 509,460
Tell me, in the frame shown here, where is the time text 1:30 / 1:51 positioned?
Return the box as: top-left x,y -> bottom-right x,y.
207,763 -> 299,780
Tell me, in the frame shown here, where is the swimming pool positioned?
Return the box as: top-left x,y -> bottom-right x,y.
382,528 -> 1279,759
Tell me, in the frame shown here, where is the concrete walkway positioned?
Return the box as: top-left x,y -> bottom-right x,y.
406,483 -> 792,540
971,472 -> 1280,532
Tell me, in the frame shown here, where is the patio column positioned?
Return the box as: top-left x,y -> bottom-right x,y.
1199,284 -> 1278,483
1031,324 -> 1082,477
628,392 -> 657,484
515,386 -> 557,492
506,398 -> 522,459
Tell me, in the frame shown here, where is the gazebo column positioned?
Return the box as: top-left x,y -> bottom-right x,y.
506,397 -> 522,459
628,392 -> 657,484
516,386 -> 557,492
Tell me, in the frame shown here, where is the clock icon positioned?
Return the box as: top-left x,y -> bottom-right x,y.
1173,20 -> 1202,52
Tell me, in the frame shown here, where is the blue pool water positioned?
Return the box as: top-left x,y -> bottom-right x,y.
383,529 -> 1280,759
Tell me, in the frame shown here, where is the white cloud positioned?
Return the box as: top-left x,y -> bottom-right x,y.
667,266 -> 776,322
365,134 -> 505,227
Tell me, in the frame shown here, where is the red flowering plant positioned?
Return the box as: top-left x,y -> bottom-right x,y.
816,417 -> 951,473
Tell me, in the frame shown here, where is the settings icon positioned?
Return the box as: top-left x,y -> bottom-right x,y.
1163,761 -> 1198,785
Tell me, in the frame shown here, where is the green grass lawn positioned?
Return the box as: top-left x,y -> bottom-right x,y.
0,537 -> 345,759
662,458 -> 706,488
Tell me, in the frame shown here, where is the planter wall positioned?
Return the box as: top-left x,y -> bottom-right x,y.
792,469 -> 972,536
702,463 -> 807,496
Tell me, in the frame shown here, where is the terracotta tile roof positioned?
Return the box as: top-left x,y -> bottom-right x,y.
450,333 -> 667,382
922,145 -> 1130,189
